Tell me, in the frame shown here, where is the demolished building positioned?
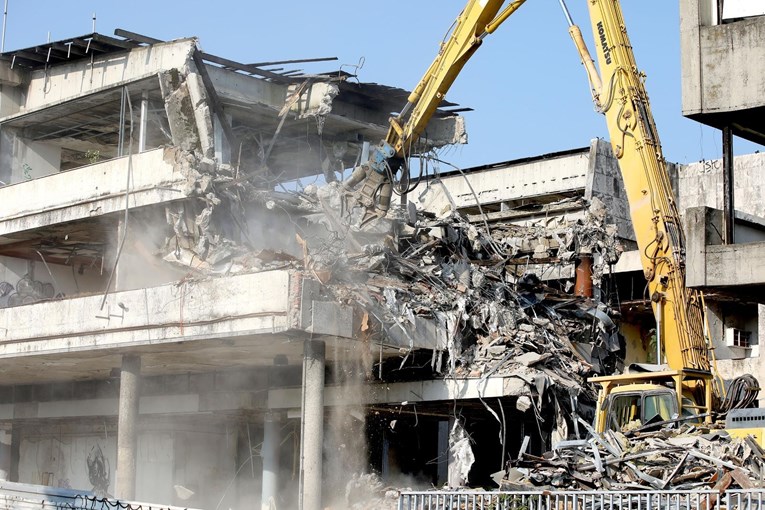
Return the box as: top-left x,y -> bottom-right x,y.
0,28 -> 635,509
0,21 -> 763,510
0,29 -> 473,509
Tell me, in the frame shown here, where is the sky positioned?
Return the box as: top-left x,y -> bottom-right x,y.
3,0 -> 760,170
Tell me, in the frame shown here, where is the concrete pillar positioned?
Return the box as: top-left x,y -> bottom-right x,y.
116,354 -> 141,500
138,90 -> 149,153
722,126 -> 735,244
437,420 -> 449,486
261,413 -> 280,510
299,340 -> 325,510
0,428 -> 10,481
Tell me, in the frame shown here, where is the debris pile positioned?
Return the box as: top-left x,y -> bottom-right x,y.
505,422 -> 764,491
157,171 -> 628,417
314,186 -> 625,400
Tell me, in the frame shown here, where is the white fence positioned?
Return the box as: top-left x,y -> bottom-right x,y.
398,489 -> 765,509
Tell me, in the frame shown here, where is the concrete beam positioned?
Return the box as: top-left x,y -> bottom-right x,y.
0,392 -> 266,421
0,148 -> 186,239
0,270 -> 291,358
704,242 -> 765,287
685,206 -> 765,289
412,148 -> 589,214
21,40 -> 195,112
268,375 -> 531,410
0,62 -> 24,87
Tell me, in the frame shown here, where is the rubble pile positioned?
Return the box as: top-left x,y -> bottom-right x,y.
506,423 -> 764,491
315,186 -> 625,401
160,173 -> 629,412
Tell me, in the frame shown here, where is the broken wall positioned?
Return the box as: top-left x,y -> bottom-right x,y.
678,153 -> 765,384
15,421 -> 235,507
679,152 -> 765,219
584,138 -> 678,246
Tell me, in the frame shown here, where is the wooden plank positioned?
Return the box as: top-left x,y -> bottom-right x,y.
198,51 -> 288,82
113,28 -> 163,45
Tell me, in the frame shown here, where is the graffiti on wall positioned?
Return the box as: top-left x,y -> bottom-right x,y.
87,443 -> 110,497
0,276 -> 60,308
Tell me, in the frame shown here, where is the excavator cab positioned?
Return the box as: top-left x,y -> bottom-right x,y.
591,369 -> 714,434
605,388 -> 679,432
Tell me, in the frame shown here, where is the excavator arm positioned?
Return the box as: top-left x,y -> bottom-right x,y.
562,0 -> 709,373
565,0 -> 762,433
344,0 -> 527,226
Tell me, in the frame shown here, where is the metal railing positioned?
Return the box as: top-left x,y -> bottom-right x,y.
398,489 -> 765,510
726,490 -> 765,509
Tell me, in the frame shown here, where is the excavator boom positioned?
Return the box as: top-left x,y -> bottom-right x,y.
578,0 -> 709,373
343,0 -> 526,225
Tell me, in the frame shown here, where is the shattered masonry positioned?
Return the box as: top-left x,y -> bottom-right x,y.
258,179 -> 626,418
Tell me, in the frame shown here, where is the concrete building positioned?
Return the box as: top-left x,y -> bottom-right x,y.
0,30 -> 473,510
680,0 -> 765,145
0,5 -> 764,507
679,0 -> 765,385
0,26 -> 645,504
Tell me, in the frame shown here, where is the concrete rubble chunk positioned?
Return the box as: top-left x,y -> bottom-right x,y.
503,423 -> 763,491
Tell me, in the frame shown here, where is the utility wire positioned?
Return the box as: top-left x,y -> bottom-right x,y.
100,86 -> 134,310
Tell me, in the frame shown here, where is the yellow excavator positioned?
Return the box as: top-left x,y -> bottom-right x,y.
342,0 -> 761,438
557,0 -> 761,437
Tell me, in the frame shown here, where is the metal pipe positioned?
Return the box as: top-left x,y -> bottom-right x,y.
656,299 -> 663,364
1,0 -> 8,53
557,0 -> 575,27
117,86 -> 126,157
574,254 -> 593,297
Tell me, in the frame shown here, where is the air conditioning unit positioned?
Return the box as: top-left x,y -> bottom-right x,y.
725,328 -> 752,348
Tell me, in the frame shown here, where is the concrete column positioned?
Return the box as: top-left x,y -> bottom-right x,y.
116,354 -> 141,500
261,413 -> 281,510
437,420 -> 449,486
0,428 -> 10,481
299,340 -> 325,510
722,126 -> 735,244
138,90 -> 149,153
